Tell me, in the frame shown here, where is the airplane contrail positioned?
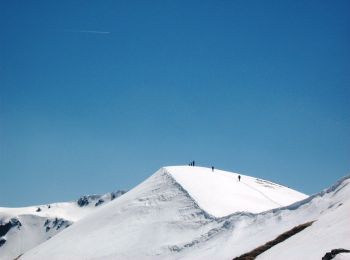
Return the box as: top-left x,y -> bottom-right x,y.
65,30 -> 111,34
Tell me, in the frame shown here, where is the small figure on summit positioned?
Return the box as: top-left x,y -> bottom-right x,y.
238,175 -> 241,182
188,160 -> 195,166
211,166 -> 214,172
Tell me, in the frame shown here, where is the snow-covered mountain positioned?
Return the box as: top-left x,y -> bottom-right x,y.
19,166 -> 321,260
4,166 -> 349,259
0,190 -> 126,260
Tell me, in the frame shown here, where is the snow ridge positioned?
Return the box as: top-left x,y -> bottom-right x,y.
162,168 -> 216,221
269,174 -> 350,213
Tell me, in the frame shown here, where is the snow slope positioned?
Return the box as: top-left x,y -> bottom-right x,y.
0,190 -> 125,260
168,166 -> 307,216
21,166 -> 309,259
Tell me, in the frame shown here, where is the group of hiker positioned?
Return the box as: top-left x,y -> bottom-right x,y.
188,161 -> 241,181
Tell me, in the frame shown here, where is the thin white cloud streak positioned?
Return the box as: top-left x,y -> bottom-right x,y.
65,30 -> 111,34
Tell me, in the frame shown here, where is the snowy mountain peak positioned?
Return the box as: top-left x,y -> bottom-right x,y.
19,166 -> 313,260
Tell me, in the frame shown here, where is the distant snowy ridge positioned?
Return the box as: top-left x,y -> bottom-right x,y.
0,189 -> 126,260
0,189 -> 126,222
269,174 -> 350,213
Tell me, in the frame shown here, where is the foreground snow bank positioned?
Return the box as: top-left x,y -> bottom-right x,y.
182,175 -> 350,260
257,176 -> 350,260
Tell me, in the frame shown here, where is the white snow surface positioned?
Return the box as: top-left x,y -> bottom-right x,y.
19,166 -> 329,260
334,254 -> 350,260
168,166 -> 307,216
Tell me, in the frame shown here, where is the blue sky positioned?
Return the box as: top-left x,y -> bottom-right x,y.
1,1 -> 349,206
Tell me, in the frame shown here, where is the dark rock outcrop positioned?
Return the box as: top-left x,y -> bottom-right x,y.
322,248 -> 350,260
44,218 -> 71,232
77,196 -> 90,207
77,190 -> 127,207
95,199 -> 104,207
0,218 -> 22,237
233,221 -> 314,260
0,237 -> 6,247
111,190 -> 126,200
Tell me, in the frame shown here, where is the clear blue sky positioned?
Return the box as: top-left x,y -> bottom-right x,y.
1,1 -> 349,206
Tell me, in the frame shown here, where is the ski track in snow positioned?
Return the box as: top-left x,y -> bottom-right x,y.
241,181 -> 283,207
